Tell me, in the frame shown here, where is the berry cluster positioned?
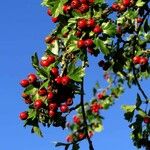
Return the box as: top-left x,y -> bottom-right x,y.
133,56 -> 148,65
19,54 -> 76,122
112,0 -> 133,12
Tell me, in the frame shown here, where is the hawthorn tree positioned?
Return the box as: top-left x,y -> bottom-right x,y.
19,0 -> 150,149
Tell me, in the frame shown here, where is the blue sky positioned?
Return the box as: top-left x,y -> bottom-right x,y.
0,0 -> 147,150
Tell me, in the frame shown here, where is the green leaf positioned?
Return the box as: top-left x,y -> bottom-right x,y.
51,0 -> 68,17
94,123 -> 103,132
102,22 -> 116,36
136,0 -> 145,7
122,105 -> 136,113
137,109 -> 146,117
28,109 -> 37,120
32,52 -> 39,68
94,38 -> 110,55
32,126 -> 43,137
51,40 -> 59,55
68,63 -> 85,82
136,93 -> 142,108
24,85 -> 37,95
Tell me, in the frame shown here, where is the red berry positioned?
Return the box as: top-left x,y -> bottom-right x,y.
97,93 -> 104,99
19,112 -> 28,120
47,55 -> 55,64
60,103 -> 69,113
133,56 -> 141,64
38,88 -> 47,96
73,115 -> 81,124
45,36 -> 53,44
77,39 -> 85,48
28,74 -> 37,84
66,135 -> 73,143
84,39 -> 94,47
79,4 -> 89,13
78,133 -> 85,139
139,57 -> 148,65
77,19 -> 87,30
22,93 -> 29,99
40,56 -> 50,67
87,18 -> 95,28
48,110 -> 56,118
66,97 -> 73,106
20,79 -> 29,87
63,5 -> 71,13
137,18 -> 143,23
51,17 -> 59,23
88,0 -> 94,3
71,0 -> 80,9
55,76 -> 62,84
93,25 -> 102,34
47,9 -> 52,16
48,103 -> 58,111
24,98 -> 32,104
122,0 -> 131,6
80,0 -> 87,3
118,3 -> 126,12
112,3 -> 120,11
61,76 -> 71,86
143,117 -> 150,124
75,30 -> 82,37
34,99 -> 43,109
51,67 -> 59,77
47,92 -> 54,101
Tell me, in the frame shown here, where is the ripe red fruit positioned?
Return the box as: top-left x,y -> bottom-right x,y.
139,57 -> 148,65
66,135 -> 73,143
61,76 -> 71,86
48,110 -> 56,118
66,97 -> 73,106
20,79 -> 29,87
28,74 -> 37,84
112,3 -> 120,11
51,17 -> 59,23
71,0 -> 81,9
19,112 -> 28,120
97,93 -> 104,99
78,133 -> 85,139
47,9 -> 52,16
77,39 -> 85,48
118,3 -> 126,12
47,55 -> 55,64
87,18 -> 95,28
122,0 -> 131,6
22,93 -> 29,99
63,5 -> 71,13
84,39 -> 94,47
38,88 -> 47,96
137,18 -> 143,23
132,56 -> 140,64
77,19 -> 87,30
60,103 -> 69,113
45,36 -> 53,44
91,102 -> 100,113
55,76 -> 62,84
73,115 -> 81,124
88,0 -> 94,3
93,25 -> 102,34
34,99 -> 43,109
79,4 -> 89,13
40,56 -> 51,67
51,67 -> 59,77
48,103 -> 58,110
24,98 -> 32,104
80,0 -> 87,3
75,30 -> 82,37
47,92 -> 54,101
143,117 -> 150,124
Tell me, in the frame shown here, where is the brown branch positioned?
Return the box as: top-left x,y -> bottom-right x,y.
80,77 -> 94,150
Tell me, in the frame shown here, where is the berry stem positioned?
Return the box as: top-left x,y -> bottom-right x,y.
80,62 -> 94,150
